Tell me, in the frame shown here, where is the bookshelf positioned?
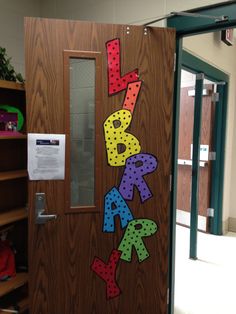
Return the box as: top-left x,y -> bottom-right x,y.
0,80 -> 28,313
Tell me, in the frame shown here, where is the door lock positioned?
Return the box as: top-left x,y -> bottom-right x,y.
35,193 -> 57,224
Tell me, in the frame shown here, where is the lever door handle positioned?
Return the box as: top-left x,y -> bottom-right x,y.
36,210 -> 57,224
35,193 -> 57,225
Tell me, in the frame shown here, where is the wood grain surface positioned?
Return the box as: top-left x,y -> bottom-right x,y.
25,17 -> 175,314
0,273 -> 28,298
0,207 -> 27,226
0,79 -> 24,91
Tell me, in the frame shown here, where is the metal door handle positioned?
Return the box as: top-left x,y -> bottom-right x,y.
35,193 -> 57,225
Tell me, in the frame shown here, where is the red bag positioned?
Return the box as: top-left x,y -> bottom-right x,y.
0,240 -> 16,280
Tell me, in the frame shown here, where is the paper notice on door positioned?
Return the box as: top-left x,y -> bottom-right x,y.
28,133 -> 66,180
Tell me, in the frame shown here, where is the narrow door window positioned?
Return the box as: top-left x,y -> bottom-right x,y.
70,58 -> 95,207
64,51 -> 102,213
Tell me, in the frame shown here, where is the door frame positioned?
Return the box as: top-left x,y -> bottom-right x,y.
181,51 -> 229,259
182,50 -> 229,239
167,2 -> 236,313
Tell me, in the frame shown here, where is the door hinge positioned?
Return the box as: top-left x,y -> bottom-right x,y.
169,174 -> 172,192
207,208 -> 214,217
212,92 -> 219,102
173,53 -> 176,72
209,151 -> 216,160
167,288 -> 170,305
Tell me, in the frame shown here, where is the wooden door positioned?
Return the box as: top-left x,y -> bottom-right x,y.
177,85 -> 214,232
25,17 -> 175,314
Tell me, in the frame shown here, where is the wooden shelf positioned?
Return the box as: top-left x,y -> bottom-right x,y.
0,170 -> 28,181
0,297 -> 29,314
18,297 -> 29,313
0,273 -> 28,298
0,208 -> 27,227
0,80 -> 24,91
0,134 -> 27,140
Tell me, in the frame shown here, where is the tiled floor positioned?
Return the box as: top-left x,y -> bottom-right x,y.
174,225 -> 236,314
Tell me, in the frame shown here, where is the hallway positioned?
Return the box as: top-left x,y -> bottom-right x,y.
175,225 -> 236,314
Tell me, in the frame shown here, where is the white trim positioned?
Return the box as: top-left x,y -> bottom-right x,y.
176,209 -> 207,231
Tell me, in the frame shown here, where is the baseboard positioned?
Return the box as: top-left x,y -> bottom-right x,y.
176,212 -> 232,234
176,209 -> 206,231
228,217 -> 236,233
222,218 -> 229,234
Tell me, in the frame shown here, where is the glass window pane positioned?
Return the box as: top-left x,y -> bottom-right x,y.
70,58 -> 95,207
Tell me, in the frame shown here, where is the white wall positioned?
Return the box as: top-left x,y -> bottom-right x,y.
41,0 -> 115,22
0,0 -> 41,77
166,0 -> 229,12
41,0 -> 166,24
41,0 -> 230,24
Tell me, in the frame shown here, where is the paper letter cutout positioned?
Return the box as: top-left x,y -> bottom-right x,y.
118,219 -> 158,262
103,187 -> 134,232
91,250 -> 122,299
103,109 -> 141,166
122,81 -> 142,114
119,153 -> 158,203
106,39 -> 139,95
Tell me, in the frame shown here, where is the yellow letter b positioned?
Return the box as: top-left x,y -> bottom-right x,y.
103,109 -> 141,166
